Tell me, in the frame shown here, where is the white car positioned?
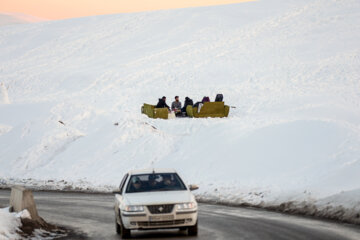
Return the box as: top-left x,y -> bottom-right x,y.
114,169 -> 199,238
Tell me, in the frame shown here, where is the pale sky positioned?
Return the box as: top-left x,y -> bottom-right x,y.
1,0 -> 252,20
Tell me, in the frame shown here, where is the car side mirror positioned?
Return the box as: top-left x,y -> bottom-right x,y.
112,189 -> 122,194
189,184 -> 199,191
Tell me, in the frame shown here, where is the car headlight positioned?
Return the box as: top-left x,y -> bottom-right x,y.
124,205 -> 145,212
176,202 -> 197,211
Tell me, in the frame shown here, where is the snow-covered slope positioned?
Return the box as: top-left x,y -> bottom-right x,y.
0,13 -> 44,27
1,0 -> 360,222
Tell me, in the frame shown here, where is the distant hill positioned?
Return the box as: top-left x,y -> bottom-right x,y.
0,13 -> 44,26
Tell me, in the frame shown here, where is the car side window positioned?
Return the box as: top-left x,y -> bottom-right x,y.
119,174 -> 129,194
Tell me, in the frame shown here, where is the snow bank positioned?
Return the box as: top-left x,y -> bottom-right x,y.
0,207 -> 66,239
0,0 -> 360,223
0,208 -> 21,240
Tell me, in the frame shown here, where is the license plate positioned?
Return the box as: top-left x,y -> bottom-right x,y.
149,215 -> 174,222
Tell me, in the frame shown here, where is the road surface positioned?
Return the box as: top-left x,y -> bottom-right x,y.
1,190 -> 360,240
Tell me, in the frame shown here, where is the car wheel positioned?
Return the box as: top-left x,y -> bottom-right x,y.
118,215 -> 131,239
115,219 -> 121,234
188,221 -> 198,236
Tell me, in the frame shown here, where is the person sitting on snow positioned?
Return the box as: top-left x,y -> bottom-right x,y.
202,96 -> 210,103
156,96 -> 170,110
171,96 -> 182,116
181,97 -> 193,113
193,96 -> 210,112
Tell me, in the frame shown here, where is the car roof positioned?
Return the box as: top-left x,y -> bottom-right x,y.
128,168 -> 177,175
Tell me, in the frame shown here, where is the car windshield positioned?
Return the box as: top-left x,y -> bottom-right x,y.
126,173 -> 187,193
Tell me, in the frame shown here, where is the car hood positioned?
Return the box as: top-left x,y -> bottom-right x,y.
124,190 -> 194,205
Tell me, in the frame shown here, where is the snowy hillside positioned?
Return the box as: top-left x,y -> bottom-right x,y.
0,13 -> 44,27
1,0 -> 360,222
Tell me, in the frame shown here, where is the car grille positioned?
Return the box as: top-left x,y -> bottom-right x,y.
137,220 -> 185,227
147,204 -> 174,214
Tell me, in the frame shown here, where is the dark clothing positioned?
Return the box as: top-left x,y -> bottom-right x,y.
193,101 -> 202,108
215,94 -> 223,102
156,98 -> 170,110
194,97 -> 210,107
181,97 -> 193,112
202,96 -> 210,103
194,97 -> 209,108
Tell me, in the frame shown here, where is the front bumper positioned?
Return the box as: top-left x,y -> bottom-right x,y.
120,209 -> 198,230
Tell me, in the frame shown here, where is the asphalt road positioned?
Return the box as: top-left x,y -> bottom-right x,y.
1,190 -> 360,240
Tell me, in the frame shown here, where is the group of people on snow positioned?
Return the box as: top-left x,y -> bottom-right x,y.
155,94 -> 223,117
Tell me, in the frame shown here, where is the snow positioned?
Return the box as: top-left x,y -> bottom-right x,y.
0,208 -> 21,240
0,83 -> 10,104
1,0 -> 360,223
0,207 -> 63,240
16,209 -> 31,220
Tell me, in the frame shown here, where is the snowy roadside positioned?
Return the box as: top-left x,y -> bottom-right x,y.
0,207 -> 22,240
0,206 -> 67,240
197,188 -> 360,225
1,178 -> 360,226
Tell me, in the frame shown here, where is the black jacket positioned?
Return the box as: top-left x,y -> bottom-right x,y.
156,98 -> 170,109
181,97 -> 193,112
